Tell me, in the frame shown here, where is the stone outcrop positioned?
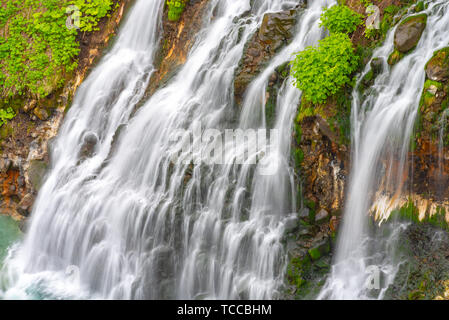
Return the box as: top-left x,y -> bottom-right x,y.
234,4 -> 305,103
394,14 -> 427,53
147,0 -> 211,96
426,48 -> 449,82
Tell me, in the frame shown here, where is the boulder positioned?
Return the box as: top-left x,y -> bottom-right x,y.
394,14 -> 427,53
234,8 -> 300,101
80,132 -> 99,158
315,208 -> 329,222
308,238 -> 330,261
33,107 -> 50,121
258,10 -> 296,50
425,48 -> 449,82
17,193 -> 35,217
28,159 -> 48,191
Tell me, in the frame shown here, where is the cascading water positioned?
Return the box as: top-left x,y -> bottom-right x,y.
0,0 -> 335,300
319,0 -> 449,300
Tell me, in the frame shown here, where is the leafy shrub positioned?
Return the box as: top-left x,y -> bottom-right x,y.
320,5 -> 363,34
290,33 -> 359,104
71,0 -> 113,32
0,0 -> 114,99
167,0 -> 187,22
0,107 -> 15,126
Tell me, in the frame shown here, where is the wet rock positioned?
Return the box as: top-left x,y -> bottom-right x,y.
425,48 -> 449,82
0,158 -> 12,173
330,216 -> 339,232
284,216 -> 299,233
234,8 -> 300,101
17,175 -> 25,187
247,48 -> 260,57
308,238 -> 330,261
370,57 -> 383,76
28,160 -> 48,191
17,193 -> 35,217
18,219 -> 27,232
388,49 -> 404,66
258,10 -> 296,49
80,132 -> 99,158
298,207 -> 310,220
23,99 -> 37,113
33,107 -> 50,121
315,208 -> 329,222
427,84 -> 438,95
394,14 -> 427,53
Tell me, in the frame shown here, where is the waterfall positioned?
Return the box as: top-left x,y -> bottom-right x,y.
319,0 -> 449,300
1,0 -> 334,300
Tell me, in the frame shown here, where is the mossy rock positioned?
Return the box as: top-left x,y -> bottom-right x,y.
308,238 -> 330,261
425,47 -> 449,82
388,49 -> 405,66
394,14 -> 427,53
28,160 -> 48,191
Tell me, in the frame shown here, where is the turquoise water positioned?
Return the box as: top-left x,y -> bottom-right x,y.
0,215 -> 21,264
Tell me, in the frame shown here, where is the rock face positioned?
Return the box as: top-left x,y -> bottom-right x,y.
296,111 -> 348,217
234,6 -> 303,102
147,0 -> 211,96
258,10 -> 297,45
394,14 -> 427,53
426,48 -> 449,82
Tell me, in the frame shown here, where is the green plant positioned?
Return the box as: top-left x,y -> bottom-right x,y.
364,26 -> 378,39
320,5 -> 363,34
71,0 -> 113,32
166,0 -> 187,22
0,0 -> 114,99
290,33 -> 359,104
360,0 -> 372,8
0,107 -> 15,126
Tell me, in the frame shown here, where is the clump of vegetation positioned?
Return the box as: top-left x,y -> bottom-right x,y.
0,107 -> 15,126
166,0 -> 187,22
320,4 -> 363,34
0,0 -> 114,99
0,0 -> 115,126
71,0 -> 113,32
290,33 -> 359,104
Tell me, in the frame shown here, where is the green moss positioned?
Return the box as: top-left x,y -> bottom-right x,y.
388,49 -> 405,66
286,249 -> 331,299
308,247 -> 321,260
389,200 -> 449,230
400,13 -> 427,27
166,0 -> 187,22
415,1 -> 425,12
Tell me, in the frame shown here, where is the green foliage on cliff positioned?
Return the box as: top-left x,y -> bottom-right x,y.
290,33 -> 359,104
0,107 -> 15,126
166,0 -> 187,22
71,0 -> 113,32
0,0 -> 114,101
320,4 -> 363,34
